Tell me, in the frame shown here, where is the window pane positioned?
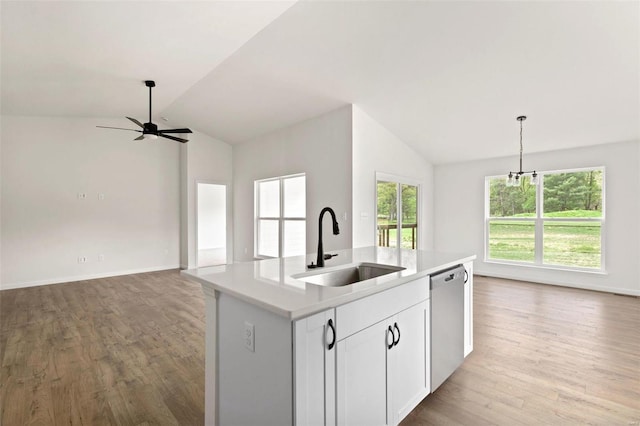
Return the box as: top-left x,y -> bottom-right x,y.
543,170 -> 603,217
283,220 -> 306,257
259,180 -> 280,217
377,181 -> 397,248
489,176 -> 536,218
401,184 -> 418,249
284,176 -> 306,218
258,220 -> 279,257
544,221 -> 601,268
488,219 -> 535,262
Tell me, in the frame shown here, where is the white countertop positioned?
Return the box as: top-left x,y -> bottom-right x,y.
182,246 -> 475,320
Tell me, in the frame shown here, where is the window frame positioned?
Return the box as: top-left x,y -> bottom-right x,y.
484,166 -> 605,273
255,173 -> 306,259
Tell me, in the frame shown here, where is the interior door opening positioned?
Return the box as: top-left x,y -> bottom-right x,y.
197,182 -> 227,267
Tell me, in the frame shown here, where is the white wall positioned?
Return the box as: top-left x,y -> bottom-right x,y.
233,106 -> 353,262
434,140 -> 640,296
1,116 -> 181,289
352,106 -> 434,250
180,132 -> 233,269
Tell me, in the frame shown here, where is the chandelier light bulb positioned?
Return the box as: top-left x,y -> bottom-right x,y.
531,172 -> 539,185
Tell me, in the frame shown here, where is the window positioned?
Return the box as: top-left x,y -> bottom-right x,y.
255,174 -> 306,258
376,174 -> 419,250
486,168 -> 604,271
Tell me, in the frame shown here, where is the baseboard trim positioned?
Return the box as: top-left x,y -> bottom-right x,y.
475,270 -> 640,297
0,264 -> 181,291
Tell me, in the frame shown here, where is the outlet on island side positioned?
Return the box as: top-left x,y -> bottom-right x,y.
244,321 -> 255,352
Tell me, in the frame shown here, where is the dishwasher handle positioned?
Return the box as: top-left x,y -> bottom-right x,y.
430,265 -> 465,290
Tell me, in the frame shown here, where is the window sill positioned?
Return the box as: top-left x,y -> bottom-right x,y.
484,259 -> 608,275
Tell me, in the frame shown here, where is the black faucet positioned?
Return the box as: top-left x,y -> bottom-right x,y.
313,207 -> 340,268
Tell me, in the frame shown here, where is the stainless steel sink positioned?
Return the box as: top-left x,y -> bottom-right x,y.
293,262 -> 406,287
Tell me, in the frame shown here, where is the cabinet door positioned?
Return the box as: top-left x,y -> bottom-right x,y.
294,309 -> 336,426
463,261 -> 474,357
336,321 -> 390,426
389,301 -> 430,424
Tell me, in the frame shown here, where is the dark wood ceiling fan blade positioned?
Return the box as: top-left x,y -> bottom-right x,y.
126,117 -> 144,128
158,128 -> 193,134
134,135 -> 145,141
159,133 -> 188,143
97,126 -> 142,132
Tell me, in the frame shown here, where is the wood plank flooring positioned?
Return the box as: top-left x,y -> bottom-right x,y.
1,270 -> 205,425
1,270 -> 639,425
402,275 -> 640,426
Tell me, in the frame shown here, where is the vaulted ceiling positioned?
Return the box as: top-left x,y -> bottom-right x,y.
2,1 -> 638,164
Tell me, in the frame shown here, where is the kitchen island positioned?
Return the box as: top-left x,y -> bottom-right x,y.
182,246 -> 475,426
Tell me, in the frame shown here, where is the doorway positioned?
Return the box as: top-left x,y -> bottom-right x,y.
376,174 -> 419,249
196,182 -> 227,267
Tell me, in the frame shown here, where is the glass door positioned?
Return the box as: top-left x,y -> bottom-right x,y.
376,177 -> 418,249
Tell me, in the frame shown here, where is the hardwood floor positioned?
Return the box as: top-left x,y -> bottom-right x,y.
1,271 -> 638,425
0,270 -> 205,425
402,275 -> 640,426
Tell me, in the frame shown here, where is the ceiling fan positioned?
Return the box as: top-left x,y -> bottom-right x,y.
97,80 -> 192,143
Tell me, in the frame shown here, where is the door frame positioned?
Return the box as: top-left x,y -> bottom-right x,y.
195,179 -> 231,267
374,172 -> 421,250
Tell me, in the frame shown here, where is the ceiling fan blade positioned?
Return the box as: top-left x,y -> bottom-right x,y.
134,135 -> 145,141
97,126 -> 142,132
158,128 -> 193,134
126,117 -> 144,128
159,133 -> 189,143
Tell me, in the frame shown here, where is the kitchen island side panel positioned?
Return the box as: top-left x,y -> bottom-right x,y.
217,292 -> 293,426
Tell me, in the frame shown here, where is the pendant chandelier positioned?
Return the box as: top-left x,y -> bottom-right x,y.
506,115 -> 538,186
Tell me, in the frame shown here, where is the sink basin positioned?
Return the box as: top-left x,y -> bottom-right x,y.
293,262 -> 406,287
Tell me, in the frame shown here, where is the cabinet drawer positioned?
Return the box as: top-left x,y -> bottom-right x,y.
335,276 -> 429,341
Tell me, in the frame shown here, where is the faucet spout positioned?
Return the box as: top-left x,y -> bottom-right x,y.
316,207 -> 340,267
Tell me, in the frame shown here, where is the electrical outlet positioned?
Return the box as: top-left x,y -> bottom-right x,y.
244,321 -> 255,352
77,256 -> 87,263
98,254 -> 104,262
98,193 -> 105,200
77,192 -> 87,200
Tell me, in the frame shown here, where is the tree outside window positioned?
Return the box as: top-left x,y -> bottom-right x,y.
486,168 -> 604,270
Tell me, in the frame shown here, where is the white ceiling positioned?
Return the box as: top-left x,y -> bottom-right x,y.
2,1 -> 638,164
0,1 -> 295,119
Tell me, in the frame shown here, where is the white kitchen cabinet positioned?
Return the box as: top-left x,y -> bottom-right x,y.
463,261 -> 474,357
294,309 -> 336,426
336,319 -> 389,425
335,278 -> 430,426
389,301 -> 430,424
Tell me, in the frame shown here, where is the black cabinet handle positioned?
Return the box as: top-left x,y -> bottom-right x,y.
393,322 -> 400,346
327,318 -> 336,350
387,325 -> 395,349
464,268 -> 469,283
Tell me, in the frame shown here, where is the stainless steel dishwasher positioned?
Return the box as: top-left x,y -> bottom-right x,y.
430,265 -> 466,392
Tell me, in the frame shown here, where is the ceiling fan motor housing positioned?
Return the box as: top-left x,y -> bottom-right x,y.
143,122 -> 158,135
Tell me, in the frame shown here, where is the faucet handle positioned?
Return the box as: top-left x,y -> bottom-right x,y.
323,253 -> 338,260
